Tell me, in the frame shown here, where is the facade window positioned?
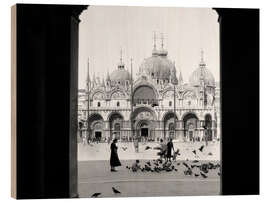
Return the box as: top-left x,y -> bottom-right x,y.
97,102 -> 101,107
117,101 -> 120,107
169,101 -> 172,107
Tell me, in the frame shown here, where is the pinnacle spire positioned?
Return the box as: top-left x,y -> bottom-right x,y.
120,47 -> 123,64
161,33 -> 164,49
153,31 -> 157,50
118,47 -> 125,69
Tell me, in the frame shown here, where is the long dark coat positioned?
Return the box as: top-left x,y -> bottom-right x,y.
110,143 -> 121,167
166,141 -> 174,158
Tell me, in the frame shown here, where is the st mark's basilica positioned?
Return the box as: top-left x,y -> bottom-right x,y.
78,36 -> 220,143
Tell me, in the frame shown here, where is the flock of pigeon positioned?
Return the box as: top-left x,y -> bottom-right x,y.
124,144 -> 220,178
90,144 -> 220,198
125,158 -> 220,177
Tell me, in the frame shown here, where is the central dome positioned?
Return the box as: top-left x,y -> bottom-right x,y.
140,54 -> 175,81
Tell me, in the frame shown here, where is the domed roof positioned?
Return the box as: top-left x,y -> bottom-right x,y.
189,63 -> 215,87
110,68 -> 131,82
140,54 -> 175,80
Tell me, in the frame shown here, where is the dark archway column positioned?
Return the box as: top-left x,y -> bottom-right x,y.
15,4 -> 87,199
214,8 -> 259,195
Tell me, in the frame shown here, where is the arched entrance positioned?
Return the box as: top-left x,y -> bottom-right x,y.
108,112 -> 124,141
163,112 -> 178,139
131,106 -> 157,141
136,120 -> 150,138
88,113 -> 104,142
205,114 -> 212,141
183,113 -> 198,142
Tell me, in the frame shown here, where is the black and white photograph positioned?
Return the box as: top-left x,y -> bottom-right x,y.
77,6 -> 221,197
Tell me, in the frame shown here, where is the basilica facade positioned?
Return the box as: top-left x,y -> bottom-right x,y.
78,40 -> 220,143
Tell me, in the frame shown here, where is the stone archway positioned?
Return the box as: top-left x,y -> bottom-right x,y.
163,111 -> 178,140
133,85 -> 158,107
88,113 -> 104,141
183,113 -> 199,142
131,106 -> 157,141
108,112 -> 124,141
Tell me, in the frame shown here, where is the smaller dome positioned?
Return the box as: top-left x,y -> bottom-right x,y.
189,63 -> 215,87
110,68 -> 131,82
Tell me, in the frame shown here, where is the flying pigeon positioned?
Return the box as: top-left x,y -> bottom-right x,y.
145,146 -> 151,150
183,162 -> 190,169
192,150 -> 196,155
122,147 -> 128,151
200,172 -> 208,178
199,145 -> 204,152
91,193 -> 101,198
112,187 -> 121,194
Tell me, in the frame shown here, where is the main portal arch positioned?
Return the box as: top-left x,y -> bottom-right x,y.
131,106 -> 157,140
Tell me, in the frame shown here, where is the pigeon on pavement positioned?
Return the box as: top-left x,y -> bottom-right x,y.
145,146 -> 152,150
91,193 -> 101,198
200,172 -> 208,178
199,145 -> 204,152
112,187 -> 121,194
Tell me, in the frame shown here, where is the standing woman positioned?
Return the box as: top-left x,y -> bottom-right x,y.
110,138 -> 121,172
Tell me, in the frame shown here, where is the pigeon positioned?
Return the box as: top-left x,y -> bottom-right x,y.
91,193 -> 101,198
200,172 -> 208,178
192,160 -> 199,163
199,145 -> 204,152
194,173 -> 199,177
145,146 -> 151,150
218,172 -> 220,176
122,147 -> 128,151
146,161 -> 151,166
112,187 -> 121,194
183,162 -> 190,169
192,150 -> 197,155
191,165 -> 196,169
177,162 -> 181,166
174,169 -> 178,172
208,152 -> 213,156
184,168 -> 193,175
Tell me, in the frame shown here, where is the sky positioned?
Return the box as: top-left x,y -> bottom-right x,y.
78,6 -> 219,89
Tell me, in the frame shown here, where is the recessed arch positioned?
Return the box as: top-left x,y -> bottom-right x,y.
133,85 -> 158,105
90,90 -> 106,100
182,112 -> 199,140
130,106 -> 157,121
107,111 -> 124,122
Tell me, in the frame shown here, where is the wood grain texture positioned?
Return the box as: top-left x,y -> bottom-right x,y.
11,4 -> 17,199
